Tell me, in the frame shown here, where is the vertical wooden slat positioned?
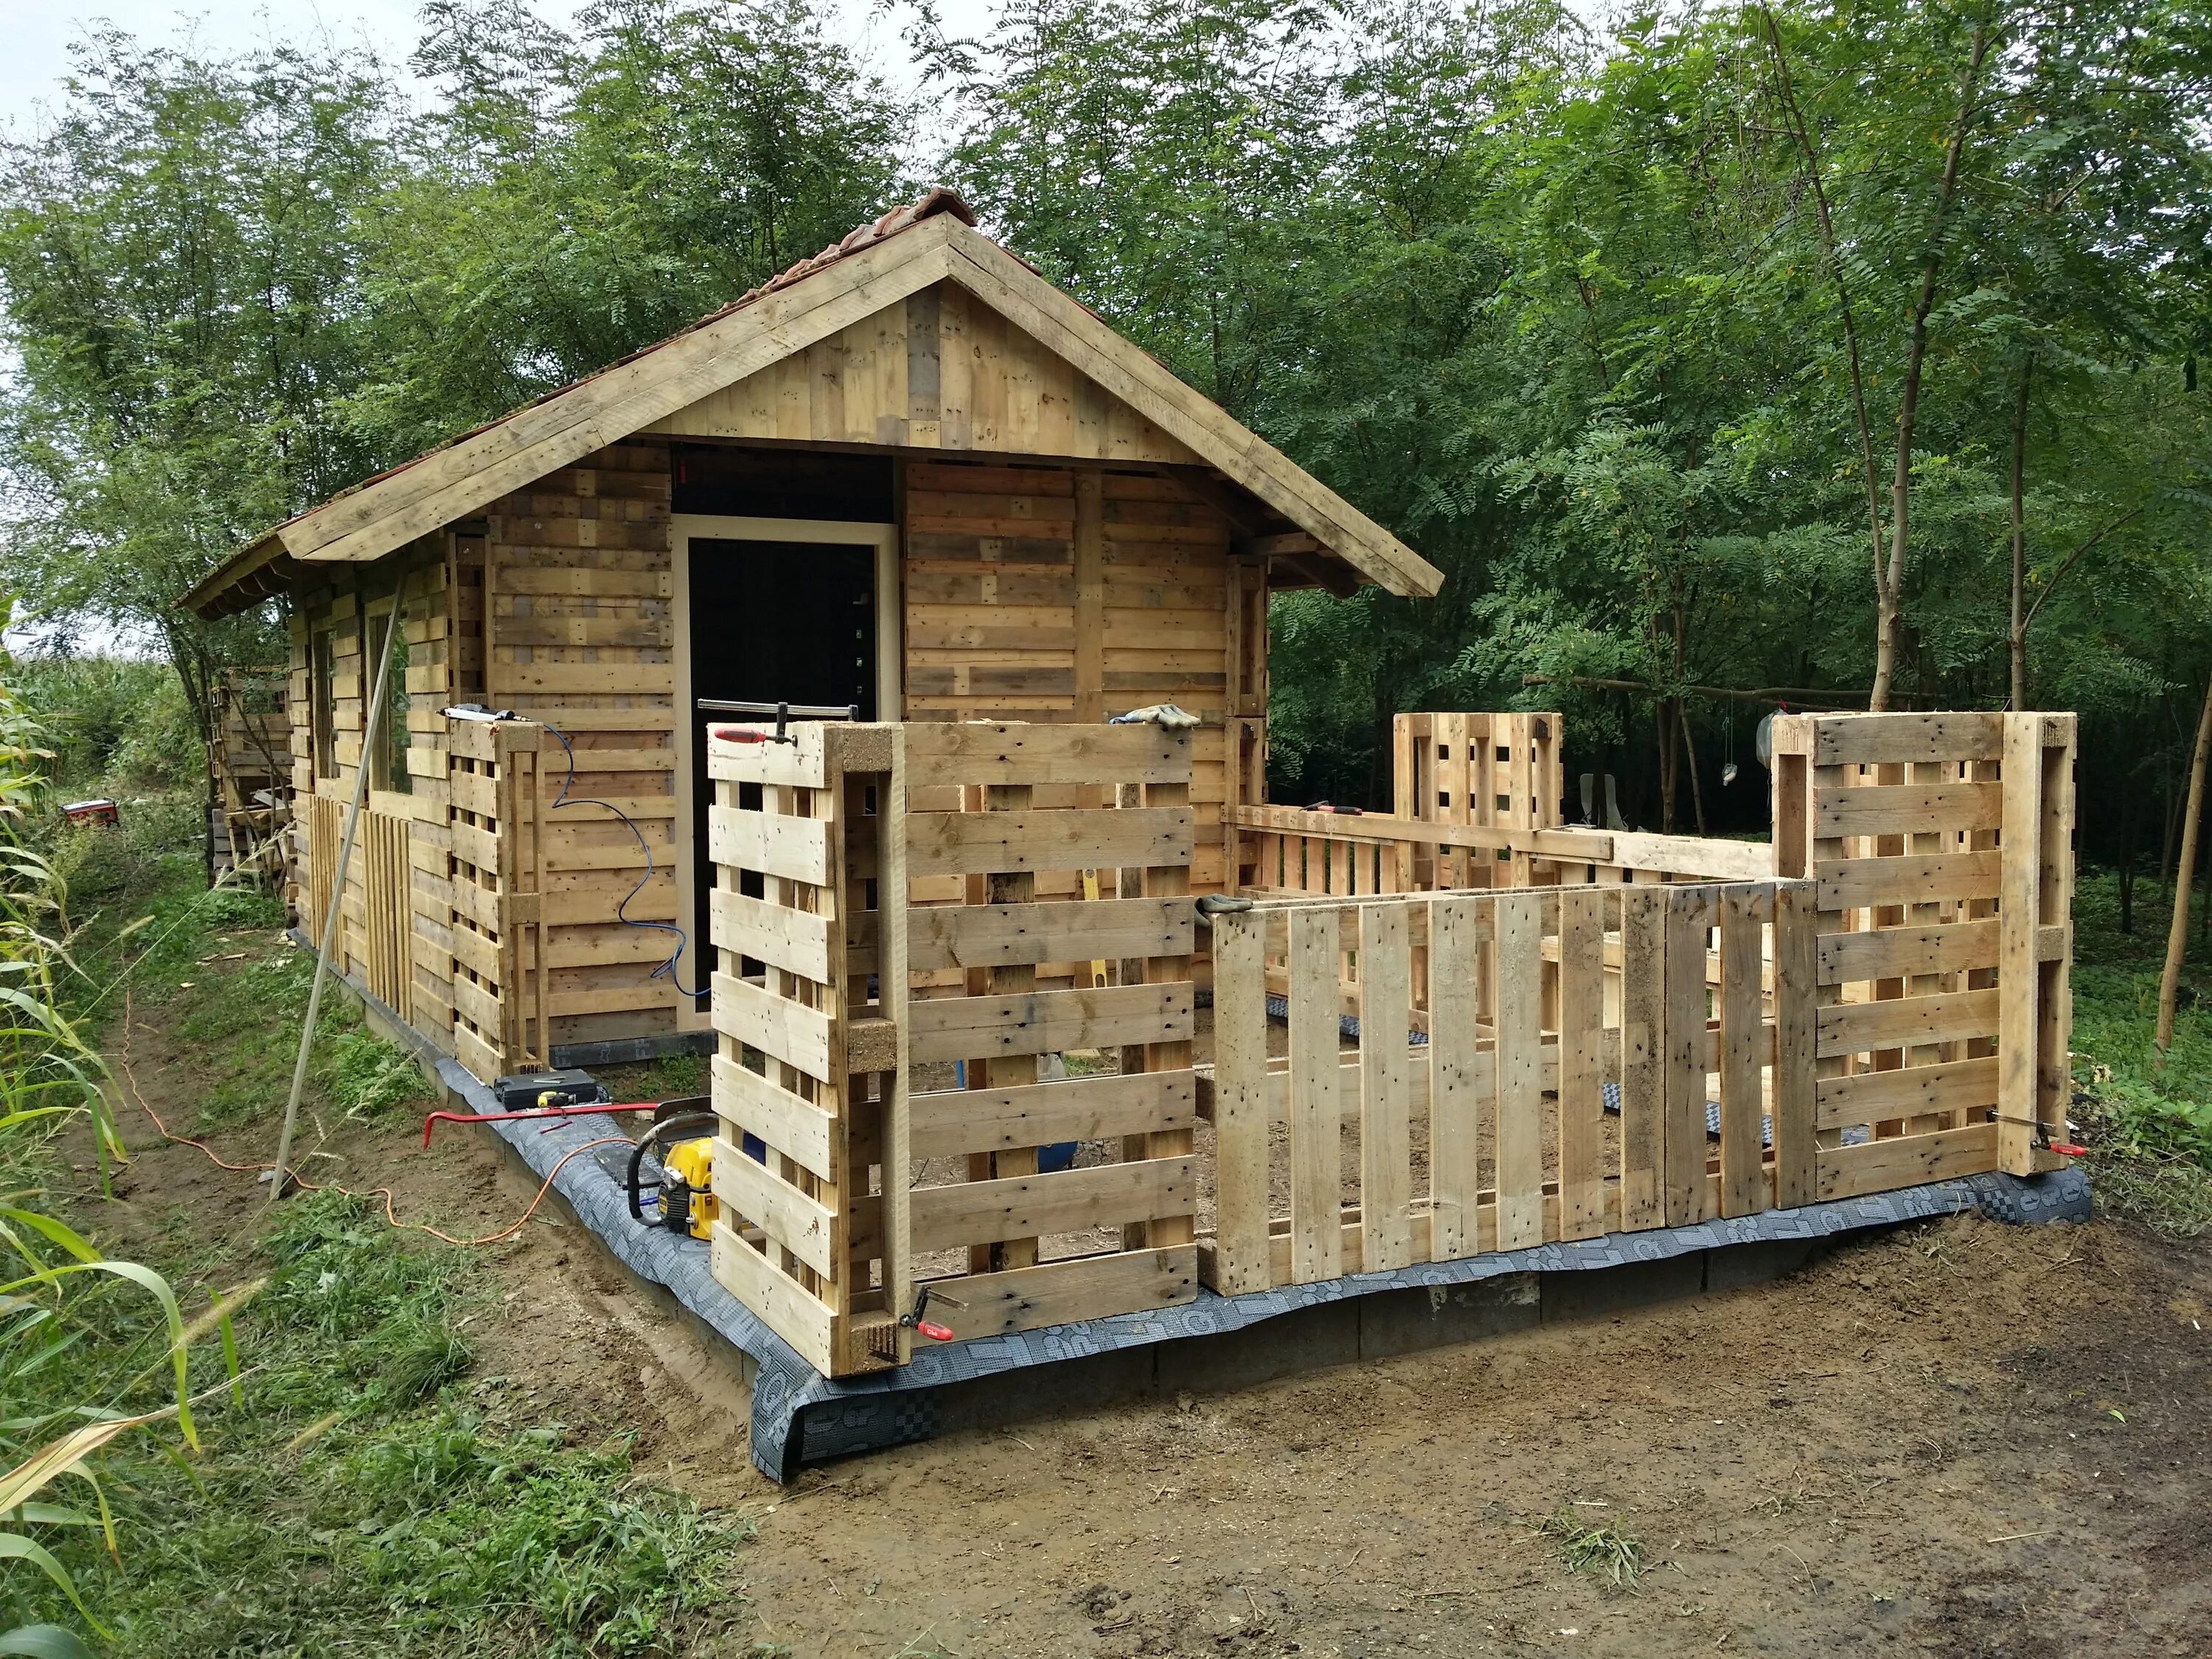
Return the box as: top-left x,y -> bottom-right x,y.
1358,903 -> 1414,1270
983,780 -> 1040,1269
1771,880 -> 1818,1206
1905,757 -> 1954,1129
1288,906 -> 1342,1284
1135,768 -> 1195,1246
1073,473 -> 1105,723
1392,717 -> 1417,894
1618,886 -> 1666,1231
1556,886 -> 1608,1239
1717,884 -> 1765,1217
1427,894 -> 1483,1259
1210,908 -> 1272,1293
880,731 -> 914,1362
1663,886 -> 1714,1225
1997,714 -> 2043,1175
1494,890 -> 1545,1248
2036,720 -> 2077,1152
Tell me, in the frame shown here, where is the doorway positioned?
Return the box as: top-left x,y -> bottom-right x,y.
672,515 -> 900,1020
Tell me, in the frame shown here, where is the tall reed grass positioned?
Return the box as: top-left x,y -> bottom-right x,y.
0,634 -> 215,1655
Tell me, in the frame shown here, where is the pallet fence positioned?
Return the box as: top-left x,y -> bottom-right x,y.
706,720 -> 1202,1376
1204,880 -> 1816,1293
698,711 -> 2076,1376
701,720 -> 905,1377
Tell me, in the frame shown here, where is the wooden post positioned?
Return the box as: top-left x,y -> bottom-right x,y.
1127,760 -> 1194,1250
1493,889 -> 1545,1247
879,728 -> 913,1361
2157,681 -> 2212,1054
1770,880 -> 1818,1207
1427,894 -> 1483,1258
985,779 -> 1040,1270
1287,905 -> 1341,1283
1555,887 -> 1608,1240
1717,883 -> 1765,1217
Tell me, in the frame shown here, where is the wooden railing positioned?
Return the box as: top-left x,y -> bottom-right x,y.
1228,709 -> 1775,896
1225,803 -> 1770,895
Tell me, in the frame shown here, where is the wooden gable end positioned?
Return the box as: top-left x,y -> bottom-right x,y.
646,281 -> 1203,466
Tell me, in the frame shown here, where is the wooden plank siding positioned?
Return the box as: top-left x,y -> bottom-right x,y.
281,434 -> 1257,1056
484,439 -> 683,1048
646,281 -> 1205,467
285,538 -> 459,1048
903,456 -> 1245,897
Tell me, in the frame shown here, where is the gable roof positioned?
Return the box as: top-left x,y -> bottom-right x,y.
184,192 -> 1441,618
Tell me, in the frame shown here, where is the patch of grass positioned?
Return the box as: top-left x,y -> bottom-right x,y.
75,861 -> 429,1133
597,1049 -> 709,1105
1541,1510 -> 1647,1590
7,839 -> 743,1654
2067,870 -> 2212,1237
21,1194 -> 739,1656
328,1027 -> 436,1116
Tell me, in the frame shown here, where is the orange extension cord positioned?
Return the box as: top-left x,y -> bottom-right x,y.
115,997 -> 625,1249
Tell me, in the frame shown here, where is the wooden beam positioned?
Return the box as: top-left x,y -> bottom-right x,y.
1278,551 -> 1361,599
1230,530 -> 1321,560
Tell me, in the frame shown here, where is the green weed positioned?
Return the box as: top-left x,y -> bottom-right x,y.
328,1028 -> 434,1116
1541,1509 -> 1647,1590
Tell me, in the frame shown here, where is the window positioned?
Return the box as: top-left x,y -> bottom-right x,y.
310,625 -> 336,781
366,600 -> 412,793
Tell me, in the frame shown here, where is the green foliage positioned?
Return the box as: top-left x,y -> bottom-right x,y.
9,1195 -> 737,1656
327,1029 -> 435,1117
0,643 -> 204,1655
2065,872 -> 2212,1237
936,0 -> 2212,830
0,3 -> 910,745
2,659 -> 200,795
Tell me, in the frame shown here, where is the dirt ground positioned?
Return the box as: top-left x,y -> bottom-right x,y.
91,987 -> 2212,1659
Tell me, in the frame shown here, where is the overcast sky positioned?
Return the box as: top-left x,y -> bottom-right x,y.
0,0 -> 1007,135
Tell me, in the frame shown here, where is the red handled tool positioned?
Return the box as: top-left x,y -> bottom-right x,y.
900,1286 -> 957,1343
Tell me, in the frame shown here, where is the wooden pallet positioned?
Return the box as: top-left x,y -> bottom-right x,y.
1203,880 -> 1814,1293
1770,710 -> 2075,1183
706,719 -> 1201,1375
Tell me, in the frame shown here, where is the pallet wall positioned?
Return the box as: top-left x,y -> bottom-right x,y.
482,439 -> 683,1048
285,542 -> 456,1041
902,456 -> 1253,895
285,437 -> 1268,1058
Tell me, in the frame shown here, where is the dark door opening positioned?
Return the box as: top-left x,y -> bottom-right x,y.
688,537 -> 877,1004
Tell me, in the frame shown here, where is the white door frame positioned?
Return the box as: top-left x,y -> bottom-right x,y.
670,515 -> 901,1030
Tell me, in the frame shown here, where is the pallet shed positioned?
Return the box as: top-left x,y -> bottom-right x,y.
181,189 -> 1442,1072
